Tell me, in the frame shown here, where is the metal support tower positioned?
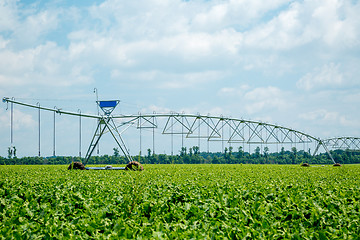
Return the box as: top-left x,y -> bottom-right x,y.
83,100 -> 133,166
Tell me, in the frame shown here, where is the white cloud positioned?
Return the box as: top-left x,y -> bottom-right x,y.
218,87 -> 236,95
1,0 -> 360,156
0,41 -> 93,88
2,0 -> 357,93
296,63 -> 343,90
242,0 -> 360,50
311,0 -> 360,47
343,92 -> 360,103
244,3 -> 302,49
192,0 -> 292,32
0,36 -> 9,49
140,104 -> 171,114
0,0 -> 18,32
244,86 -> 290,114
300,109 -> 338,122
62,0 -> 360,80
110,69 -> 224,89
13,9 -> 59,47
218,84 -> 250,96
117,29 -> 242,67
162,71 -> 223,89
205,107 -> 228,117
110,70 -> 158,82
299,109 -> 358,128
0,108 -> 36,130
0,108 -> 9,128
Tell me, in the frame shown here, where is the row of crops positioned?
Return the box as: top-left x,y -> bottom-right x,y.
1,164 -> 359,239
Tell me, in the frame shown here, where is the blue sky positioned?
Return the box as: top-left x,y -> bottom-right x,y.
1,0 -> 360,157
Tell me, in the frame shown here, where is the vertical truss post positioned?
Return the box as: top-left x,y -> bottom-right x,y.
139,113 -> 142,157
198,115 -> 201,151
153,112 -> 155,155
207,117 -> 210,153
94,88 -> 100,155
182,116 -> 184,150
37,102 -> 41,157
171,114 -> 174,155
222,118 -> 224,153
78,109 -> 82,158
10,99 -> 14,148
53,106 -> 56,156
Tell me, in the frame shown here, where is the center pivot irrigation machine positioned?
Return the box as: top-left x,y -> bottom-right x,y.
3,96 -> 360,168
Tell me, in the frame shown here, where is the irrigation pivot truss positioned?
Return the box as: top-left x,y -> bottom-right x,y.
112,113 -> 338,163
321,137 -> 360,151
4,97 -> 358,164
116,113 -> 317,144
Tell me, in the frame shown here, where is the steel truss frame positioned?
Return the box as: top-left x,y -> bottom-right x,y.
111,113 -> 336,163
4,97 -> 354,164
112,114 -> 316,143
320,137 -> 360,151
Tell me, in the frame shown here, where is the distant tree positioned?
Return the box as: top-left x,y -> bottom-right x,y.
147,148 -> 151,158
193,146 -> 200,155
237,146 -> 244,159
113,147 -> 119,157
13,147 -> 17,158
8,147 -> 13,159
212,156 -> 220,164
183,155 -> 190,164
158,154 -> 168,164
2,149 -> 360,165
224,147 -> 228,159
254,146 -> 261,159
291,147 -> 297,164
180,147 -> 187,156
280,147 -> 285,160
264,146 -> 269,162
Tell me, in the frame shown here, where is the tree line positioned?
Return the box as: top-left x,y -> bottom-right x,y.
1,146 -> 360,165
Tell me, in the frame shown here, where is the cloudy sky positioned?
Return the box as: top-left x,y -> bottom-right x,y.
1,0 -> 359,157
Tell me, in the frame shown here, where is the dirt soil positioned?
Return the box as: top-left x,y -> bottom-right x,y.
68,162 -> 85,170
125,161 -> 144,171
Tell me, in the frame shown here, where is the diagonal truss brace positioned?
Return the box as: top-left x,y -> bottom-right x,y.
137,115 -> 158,129
162,115 -> 192,134
187,116 -> 221,139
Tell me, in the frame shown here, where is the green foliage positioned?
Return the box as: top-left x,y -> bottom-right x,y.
0,164 -> 359,239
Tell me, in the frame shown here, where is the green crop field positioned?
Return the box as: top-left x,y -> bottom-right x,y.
1,164 -> 359,239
